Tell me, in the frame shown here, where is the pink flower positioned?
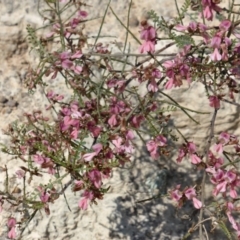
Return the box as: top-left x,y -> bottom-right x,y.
210,48 -> 222,61
108,114 -> 118,127
61,115 -> 78,131
209,96 -> 220,109
139,41 -> 155,53
163,60 -> 175,69
165,78 -> 174,89
176,148 -> 186,163
87,122 -> 102,137
170,185 -> 182,201
184,187 -> 202,209
92,143 -> 103,154
201,1 -> 222,21
83,143 -> 103,162
109,97 -> 126,114
131,115 -> 145,128
71,65 -> 82,74
71,50 -> 83,59
78,190 -> 94,210
126,130 -> 134,140
221,44 -> 228,61
16,169 -> 25,179
140,25 -> 156,41
213,143 -> 223,154
227,211 -> 239,232
184,187 -> 196,200
152,68 -> 162,78
33,154 -> 45,164
219,20 -> 231,31
170,186 -> 202,209
37,186 -> 50,203
8,227 -> 16,239
175,22 -> 198,33
219,132 -> 230,144
226,170 -> 237,183
176,142 -> 202,164
192,197 -> 203,209
156,135 -> 167,146
73,180 -> 84,191
83,152 -> 98,162
7,218 -> 16,228
112,136 -> 123,150
175,24 -> 188,32
148,79 -> 158,92
45,23 -> 61,38
190,154 -> 202,164
146,140 -> 159,159
203,6 -> 213,20
69,18 -> 80,29
230,186 -> 238,198
210,35 -> 221,49
77,10 -> 88,18
163,56 -> 191,89
146,135 -> 167,159
70,128 -> 78,139
88,169 -> 102,188
47,90 -> 64,101
215,181 -> 227,195
78,197 -> 88,210
59,51 -> 73,69
187,142 -> 197,154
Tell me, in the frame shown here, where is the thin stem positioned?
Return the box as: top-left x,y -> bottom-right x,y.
123,0 -> 132,53
158,90 -> 200,124
174,0 -> 183,25
110,6 -> 141,45
93,0 -> 112,49
199,109 -> 218,239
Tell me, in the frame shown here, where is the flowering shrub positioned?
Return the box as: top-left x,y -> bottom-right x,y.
1,0 -> 240,239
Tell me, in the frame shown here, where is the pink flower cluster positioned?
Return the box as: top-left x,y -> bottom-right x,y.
205,132 -> 240,236
163,45 -> 194,89
46,9 -> 88,39
176,142 -> 202,165
36,186 -> 59,215
59,100 -> 102,139
132,64 -> 162,92
46,50 -> 83,79
16,93 -> 137,212
33,154 -> 56,175
139,21 -> 157,53
206,132 -> 240,198
209,20 -> 232,61
206,167 -> 240,198
146,135 -> 167,159
175,19 -> 232,62
170,185 -> 202,209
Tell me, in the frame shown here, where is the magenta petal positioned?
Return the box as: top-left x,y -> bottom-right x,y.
8,227 -> 16,239
192,197 -> 202,209
190,154 -> 202,164
78,197 -> 88,210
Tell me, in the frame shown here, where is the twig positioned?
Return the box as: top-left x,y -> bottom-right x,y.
85,52 -> 176,57
199,109 -> 218,240
203,224 -> 209,240
221,98 -> 240,107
